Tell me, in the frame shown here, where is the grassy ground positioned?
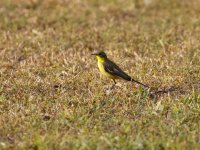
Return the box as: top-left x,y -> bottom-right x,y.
0,0 -> 200,149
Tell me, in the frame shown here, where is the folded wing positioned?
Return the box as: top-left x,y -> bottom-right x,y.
103,60 -> 132,81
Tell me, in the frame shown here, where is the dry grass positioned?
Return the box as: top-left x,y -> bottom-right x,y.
0,0 -> 200,149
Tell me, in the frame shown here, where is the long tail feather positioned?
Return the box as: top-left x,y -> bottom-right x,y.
131,78 -> 149,88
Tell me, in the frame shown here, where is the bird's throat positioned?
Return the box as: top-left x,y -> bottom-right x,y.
96,56 -> 104,62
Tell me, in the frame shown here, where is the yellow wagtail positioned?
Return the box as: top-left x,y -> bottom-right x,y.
92,51 -> 149,88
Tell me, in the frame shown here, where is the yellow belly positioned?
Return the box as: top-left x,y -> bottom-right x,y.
97,60 -> 118,79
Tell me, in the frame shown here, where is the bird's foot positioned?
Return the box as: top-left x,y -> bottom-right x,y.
104,84 -> 116,95
110,84 -> 116,90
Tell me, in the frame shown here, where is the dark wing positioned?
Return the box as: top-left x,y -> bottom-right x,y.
104,59 -> 149,88
103,59 -> 131,81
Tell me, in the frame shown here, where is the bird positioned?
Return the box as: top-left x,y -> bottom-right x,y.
92,51 -> 149,89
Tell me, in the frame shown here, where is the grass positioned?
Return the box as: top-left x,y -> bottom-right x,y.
0,0 -> 200,149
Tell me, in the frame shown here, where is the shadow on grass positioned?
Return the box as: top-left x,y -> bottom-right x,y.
149,81 -> 200,100
148,86 -> 186,100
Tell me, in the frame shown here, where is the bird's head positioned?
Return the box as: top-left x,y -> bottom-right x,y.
92,51 -> 107,61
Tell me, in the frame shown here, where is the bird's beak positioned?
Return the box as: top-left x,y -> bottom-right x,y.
91,53 -> 98,56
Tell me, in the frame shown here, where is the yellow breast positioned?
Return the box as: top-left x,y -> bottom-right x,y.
96,56 -> 117,79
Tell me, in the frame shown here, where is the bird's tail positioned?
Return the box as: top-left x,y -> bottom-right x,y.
131,78 -> 149,89
116,70 -> 149,89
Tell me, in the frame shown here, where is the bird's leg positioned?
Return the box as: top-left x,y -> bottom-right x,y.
111,79 -> 116,90
113,79 -> 116,84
